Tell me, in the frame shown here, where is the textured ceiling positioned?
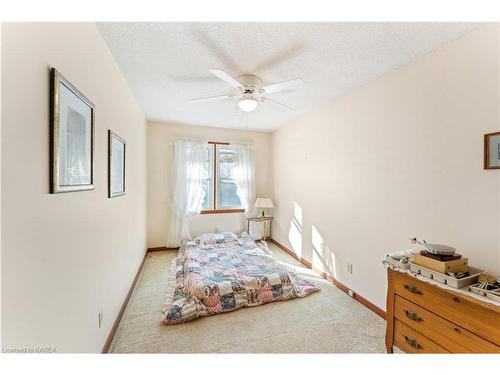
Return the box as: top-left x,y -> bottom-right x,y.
97,22 -> 479,131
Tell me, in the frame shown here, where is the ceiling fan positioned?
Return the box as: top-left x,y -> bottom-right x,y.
189,69 -> 305,112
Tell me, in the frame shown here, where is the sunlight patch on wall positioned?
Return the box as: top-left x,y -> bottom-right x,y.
288,202 -> 303,257
294,202 -> 302,226
312,225 -> 337,278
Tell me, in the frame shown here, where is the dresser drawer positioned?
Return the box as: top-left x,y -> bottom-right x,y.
395,295 -> 500,353
390,270 -> 500,346
394,319 -> 448,353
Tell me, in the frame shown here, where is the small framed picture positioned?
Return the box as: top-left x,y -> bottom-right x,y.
50,68 -> 95,193
484,131 -> 500,170
108,130 -> 126,198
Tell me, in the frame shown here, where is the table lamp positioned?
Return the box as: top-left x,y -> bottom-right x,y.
254,198 -> 274,217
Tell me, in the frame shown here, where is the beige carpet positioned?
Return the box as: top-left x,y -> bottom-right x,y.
109,243 -> 387,353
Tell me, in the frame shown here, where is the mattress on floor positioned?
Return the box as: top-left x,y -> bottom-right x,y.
162,234 -> 320,324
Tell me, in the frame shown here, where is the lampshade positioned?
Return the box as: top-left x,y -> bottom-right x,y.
238,97 -> 259,112
254,198 -> 274,208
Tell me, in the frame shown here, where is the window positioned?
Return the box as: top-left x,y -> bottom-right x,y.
201,142 -> 244,214
217,145 -> 242,209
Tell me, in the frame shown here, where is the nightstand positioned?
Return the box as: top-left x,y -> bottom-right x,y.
246,217 -> 273,241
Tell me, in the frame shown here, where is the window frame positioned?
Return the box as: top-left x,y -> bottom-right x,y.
200,143 -> 213,211
200,141 -> 245,215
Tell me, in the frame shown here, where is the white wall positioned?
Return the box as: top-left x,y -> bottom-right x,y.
1,23 -> 147,352
271,24 -> 500,310
147,122 -> 271,248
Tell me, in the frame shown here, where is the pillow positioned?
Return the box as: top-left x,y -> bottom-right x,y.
195,232 -> 239,248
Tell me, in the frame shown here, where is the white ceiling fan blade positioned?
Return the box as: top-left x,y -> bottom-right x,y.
188,94 -> 238,103
265,97 -> 296,111
262,78 -> 305,94
209,69 -> 244,89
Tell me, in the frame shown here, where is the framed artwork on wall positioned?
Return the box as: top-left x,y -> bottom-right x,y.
108,130 -> 126,198
50,68 -> 95,193
484,131 -> 500,170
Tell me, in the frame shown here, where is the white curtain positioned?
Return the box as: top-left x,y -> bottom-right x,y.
166,139 -> 207,247
231,142 -> 256,217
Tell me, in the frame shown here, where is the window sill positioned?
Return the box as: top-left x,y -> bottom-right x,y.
200,209 -> 245,215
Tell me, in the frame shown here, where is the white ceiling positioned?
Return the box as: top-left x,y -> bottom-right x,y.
97,22 -> 479,131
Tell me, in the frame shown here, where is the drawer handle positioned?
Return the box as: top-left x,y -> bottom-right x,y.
404,284 -> 423,295
453,327 -> 461,334
404,310 -> 423,322
404,335 -> 423,350
453,296 -> 460,303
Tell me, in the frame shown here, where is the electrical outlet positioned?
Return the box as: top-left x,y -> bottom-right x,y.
98,310 -> 103,328
347,263 -> 353,274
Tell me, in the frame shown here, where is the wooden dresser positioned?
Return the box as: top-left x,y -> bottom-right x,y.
385,268 -> 500,353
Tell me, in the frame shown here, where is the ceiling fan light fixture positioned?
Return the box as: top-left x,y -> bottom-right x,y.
189,69 -> 304,116
238,97 -> 259,112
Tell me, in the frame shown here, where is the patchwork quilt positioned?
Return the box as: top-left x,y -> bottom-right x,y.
162,233 -> 320,324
